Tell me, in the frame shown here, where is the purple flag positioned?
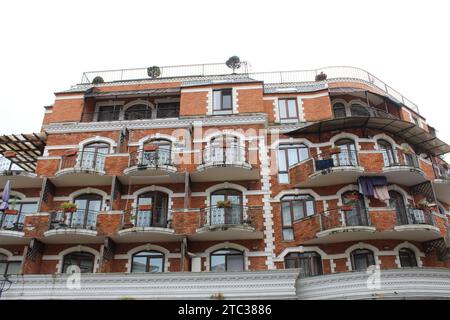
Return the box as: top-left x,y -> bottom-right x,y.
0,180 -> 11,210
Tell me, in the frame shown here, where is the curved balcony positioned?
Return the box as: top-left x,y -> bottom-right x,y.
381,150 -> 426,186
192,146 -> 259,182
52,150 -> 112,187
0,212 -> 27,244
122,149 -> 183,184
189,205 -> 264,241
432,164 -> 450,202
0,156 -> 42,188
393,207 -> 441,241
43,210 -> 102,244
114,207 -> 182,243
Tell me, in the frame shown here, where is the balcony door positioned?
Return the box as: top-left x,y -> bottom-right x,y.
209,136 -> 240,164
389,191 -> 408,225
342,191 -> 368,226
136,191 -> 168,228
334,139 -> 358,166
72,194 -> 102,229
80,142 -> 109,171
379,139 -> 396,167
210,189 -> 242,225
142,139 -> 171,166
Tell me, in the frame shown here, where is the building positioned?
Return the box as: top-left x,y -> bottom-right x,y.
1,62 -> 450,299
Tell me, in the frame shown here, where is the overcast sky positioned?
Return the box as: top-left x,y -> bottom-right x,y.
1,0 -> 449,159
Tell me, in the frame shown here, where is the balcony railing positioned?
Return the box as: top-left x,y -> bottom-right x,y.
81,108 -> 180,123
313,150 -> 359,172
60,150 -> 107,172
433,164 -> 450,180
0,156 -> 23,172
382,150 -> 420,168
201,146 -> 247,166
396,208 -> 435,226
0,212 -> 24,231
129,149 -> 173,168
334,105 -> 400,120
131,207 -> 169,228
200,205 -> 263,230
320,207 -> 371,231
49,210 -> 98,230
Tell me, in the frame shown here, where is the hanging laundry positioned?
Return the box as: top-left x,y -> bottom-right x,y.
357,176 -> 387,197
373,185 -> 390,201
315,159 -> 334,171
371,176 -> 387,186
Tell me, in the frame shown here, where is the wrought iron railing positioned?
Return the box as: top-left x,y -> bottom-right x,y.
320,207 -> 371,231
129,207 -> 169,228
0,212 -> 24,231
199,205 -> 263,230
80,65 -> 419,113
80,108 -> 180,123
382,149 -> 420,168
60,150 -> 107,172
201,146 -> 247,166
333,105 -> 400,120
396,208 -> 435,226
313,150 -> 359,172
49,210 -> 98,230
129,149 -> 173,168
433,164 -> 450,180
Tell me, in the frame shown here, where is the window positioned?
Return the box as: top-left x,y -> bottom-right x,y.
156,102 -> 180,118
0,254 -> 21,276
208,135 -> 241,163
80,142 -> 109,171
284,252 -> 323,277
131,250 -> 164,273
378,139 -> 396,167
412,116 -> 420,126
97,105 -> 121,122
334,139 -> 358,166
404,152 -> 419,168
278,98 -> 298,120
0,198 -> 37,230
350,249 -> 375,271
213,89 -> 232,113
333,103 -> 346,118
281,195 -> 315,241
399,248 -> 418,268
142,139 -> 172,166
124,104 -> 153,120
210,249 -> 244,272
277,144 -> 309,183
210,189 -> 242,225
62,252 -> 95,273
350,104 -> 370,117
71,194 -> 102,229
389,191 -> 408,225
342,191 -> 369,226
135,191 -> 169,228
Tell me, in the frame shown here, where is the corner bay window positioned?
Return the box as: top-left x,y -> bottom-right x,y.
277,144 -> 309,183
213,89 -> 232,113
210,249 -> 244,272
281,195 -> 315,241
284,252 -> 323,277
278,98 -> 298,120
131,250 -> 164,273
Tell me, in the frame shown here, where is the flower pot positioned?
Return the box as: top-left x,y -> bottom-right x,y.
315,72 -> 327,81
3,151 -> 17,158
123,222 -> 134,229
139,204 -> 153,211
328,147 -> 341,155
63,207 -> 77,213
216,200 -> 232,209
144,145 -> 158,152
4,209 -> 18,215
340,205 -> 353,211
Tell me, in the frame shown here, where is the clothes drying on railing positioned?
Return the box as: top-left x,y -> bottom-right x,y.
315,159 -> 334,171
358,177 -> 389,200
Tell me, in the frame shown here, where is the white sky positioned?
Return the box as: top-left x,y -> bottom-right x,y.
1,0 -> 449,160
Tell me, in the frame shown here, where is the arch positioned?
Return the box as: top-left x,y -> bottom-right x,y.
345,242 -> 380,271
269,137 -> 314,150
336,184 -> 359,205
329,132 -> 360,147
271,188 -> 325,202
203,242 -> 250,271
78,136 -> 116,152
131,185 -> 174,218
204,130 -> 247,145
204,183 -> 248,208
56,245 -> 100,273
122,99 -> 155,112
393,242 -> 424,267
138,134 -> 177,149
0,248 -> 13,258
372,133 -> 398,150
125,244 -> 170,273
387,185 -> 413,202
274,245 -> 328,261
68,187 -> 109,202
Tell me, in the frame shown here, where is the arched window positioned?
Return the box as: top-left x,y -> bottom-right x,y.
71,194 -> 102,229
378,139 -> 396,167
0,196 -> 37,231
350,103 -> 370,117
210,189 -> 243,225
0,253 -> 21,276
135,191 -> 169,228
208,135 -> 242,164
277,143 -> 309,183
80,142 -> 109,171
399,248 -> 418,268
351,249 -> 375,271
131,250 -> 164,273
281,195 -> 315,240
284,252 -> 323,277
210,249 -> 244,272
342,191 -> 369,226
142,139 -> 172,166
124,104 -> 153,120
334,139 -> 358,166
389,191 -> 408,225
333,103 -> 346,118
62,252 -> 95,273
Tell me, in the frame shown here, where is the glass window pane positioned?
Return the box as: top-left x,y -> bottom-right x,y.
287,148 -> 299,166
298,147 -> 309,162
0,262 -> 6,275
148,258 -> 163,272
213,91 -> 222,110
6,261 -> 21,275
222,92 -> 232,109
211,255 -> 226,272
283,228 -> 294,241
278,173 -> 289,184
305,201 -> 315,216
292,201 -> 304,220
287,100 -> 297,118
277,150 -> 287,171
132,256 -> 147,273
282,202 -> 292,226
278,100 -> 287,119
227,255 -> 244,272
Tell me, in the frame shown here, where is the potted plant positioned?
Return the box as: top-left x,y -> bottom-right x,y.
147,66 -> 161,79
3,150 -> 17,158
143,144 -> 158,152
139,203 -> 153,211
92,76 -> 104,84
60,202 -> 77,213
315,71 -> 327,81
329,146 -> 341,155
216,200 -> 232,208
339,204 -> 353,211
226,56 -> 242,74
417,199 -> 429,209
401,145 -> 413,154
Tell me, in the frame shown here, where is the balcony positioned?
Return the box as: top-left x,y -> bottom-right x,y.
80,106 -> 180,123
432,164 -> 450,202
0,211 -> 27,244
43,210 -> 101,244
123,149 -> 183,184
381,150 -> 426,186
191,146 -> 259,182
53,150 -> 112,186
394,208 -> 441,241
190,205 -> 264,241
114,207 -> 182,243
0,156 -> 42,188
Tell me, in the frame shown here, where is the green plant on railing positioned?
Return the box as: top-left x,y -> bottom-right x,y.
216,200 -> 232,208
60,202 -> 77,213
225,56 -> 241,74
147,66 -> 161,79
